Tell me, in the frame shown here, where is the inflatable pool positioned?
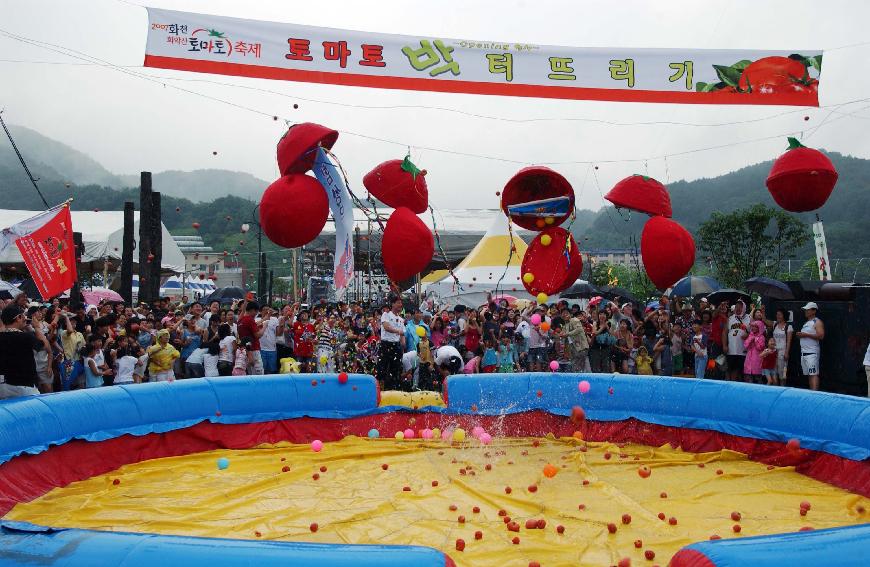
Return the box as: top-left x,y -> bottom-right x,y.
0,373 -> 868,566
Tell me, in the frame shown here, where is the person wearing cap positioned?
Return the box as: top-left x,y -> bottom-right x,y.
796,302 -> 824,391
0,305 -> 49,399
146,329 -> 180,382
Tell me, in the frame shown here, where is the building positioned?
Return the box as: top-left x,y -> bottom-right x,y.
171,235 -> 245,289
585,248 -> 643,268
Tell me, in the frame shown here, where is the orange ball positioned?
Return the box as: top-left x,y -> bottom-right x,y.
543,463 -> 559,478
540,322 -> 551,332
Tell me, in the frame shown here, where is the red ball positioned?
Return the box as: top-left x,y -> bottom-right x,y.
605,175 -> 672,217
192,222 -> 200,230
520,227 -> 582,296
607,523 -> 617,534
382,463 -> 389,470
556,525 -> 565,534
571,405 -> 586,423
282,466 -> 290,472
766,140 -> 838,212
733,524 -> 742,533
501,166 -> 574,230
634,539 -> 643,548
637,466 -> 651,478
618,558 -> 631,567
455,538 -> 465,551
668,517 -> 678,525
112,478 -> 120,485
381,207 -> 433,283
622,513 -> 632,525
260,175 -> 329,248
641,216 -> 696,289
644,550 -> 656,560
512,536 -> 520,545
276,122 -> 338,175
786,438 -> 801,452
363,159 -> 429,214
504,486 -> 512,494
474,531 -> 483,540
731,511 -> 742,522
309,522 -> 318,532
337,372 -> 349,384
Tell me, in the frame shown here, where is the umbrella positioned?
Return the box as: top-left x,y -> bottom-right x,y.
200,286 -> 248,305
598,285 -> 638,304
82,287 -> 124,305
706,288 -> 751,306
560,282 -> 600,299
0,280 -> 22,300
646,300 -> 660,310
588,296 -> 604,307
744,276 -> 794,300
483,294 -> 519,308
15,278 -> 39,300
667,276 -> 721,298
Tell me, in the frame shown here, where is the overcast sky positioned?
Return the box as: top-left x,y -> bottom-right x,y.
1,0 -> 869,210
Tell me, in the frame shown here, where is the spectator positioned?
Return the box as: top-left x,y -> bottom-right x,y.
690,320 -> 708,379
0,305 -> 48,399
147,329 -> 180,382
724,300 -> 751,382
377,297 -> 405,390
771,308 -> 793,386
258,305 -> 280,374
761,338 -> 778,386
236,301 -> 264,375
217,323 -> 236,376
743,320 -> 767,384
796,302 -> 825,391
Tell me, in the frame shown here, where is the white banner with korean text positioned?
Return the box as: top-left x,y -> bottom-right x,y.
145,8 -> 822,106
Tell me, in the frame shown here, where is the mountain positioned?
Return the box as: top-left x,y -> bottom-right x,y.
1,125 -> 269,202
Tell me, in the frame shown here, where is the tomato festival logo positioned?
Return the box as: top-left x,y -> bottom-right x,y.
152,20 -> 262,58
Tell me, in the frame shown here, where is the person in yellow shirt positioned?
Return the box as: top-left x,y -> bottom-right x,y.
146,329 -> 180,382
635,346 -> 654,376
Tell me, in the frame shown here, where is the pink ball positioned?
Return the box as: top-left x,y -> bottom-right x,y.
421,428 -> 433,439
404,428 -> 415,439
441,429 -> 453,441
549,360 -> 560,371
530,314 -> 542,326
472,426 -> 485,438
311,440 -> 323,452
479,433 -> 492,445
578,380 -> 591,394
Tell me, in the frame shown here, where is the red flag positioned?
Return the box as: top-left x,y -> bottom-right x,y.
11,205 -> 77,300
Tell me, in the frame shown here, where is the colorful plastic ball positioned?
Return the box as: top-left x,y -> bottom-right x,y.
404,428 -> 415,439
311,440 -> 323,452
536,219 -> 546,228
319,355 -> 328,365
421,428 -> 434,439
416,326 -> 426,337
523,272 -> 535,284
395,431 -> 405,440
217,457 -> 229,470
368,428 -> 380,438
472,426 -> 485,438
432,427 -> 441,439
545,216 -> 555,225
540,321 -> 551,332
787,438 -> 801,452
337,372 -> 349,384
540,234 -> 552,246
549,360 -> 560,371
578,380 -> 591,394
530,314 -> 542,326
453,428 -> 466,442
542,463 -> 559,478
537,292 -> 548,304
479,432 -> 492,445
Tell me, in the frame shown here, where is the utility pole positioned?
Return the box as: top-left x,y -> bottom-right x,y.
137,172 -> 162,304
120,201 -> 134,304
291,248 -> 298,302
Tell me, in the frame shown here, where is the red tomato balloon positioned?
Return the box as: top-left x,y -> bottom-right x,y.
766,138 -> 838,212
381,207 -> 434,283
501,166 -> 574,230
521,227 -> 582,295
641,216 -> 695,290
259,174 -> 329,249
605,175 -> 672,218
363,159 -> 429,214
276,122 -> 339,175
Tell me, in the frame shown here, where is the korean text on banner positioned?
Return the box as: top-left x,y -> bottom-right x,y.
144,7 -> 822,106
313,148 -> 354,300
0,205 -> 77,301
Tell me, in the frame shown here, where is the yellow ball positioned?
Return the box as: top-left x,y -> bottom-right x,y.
416,326 -> 426,337
545,216 -> 555,225
394,431 -> 405,440
522,272 -> 535,284
540,234 -> 552,246
319,355 -> 328,364
537,292 -> 549,304
452,428 -> 466,442
431,427 -> 441,439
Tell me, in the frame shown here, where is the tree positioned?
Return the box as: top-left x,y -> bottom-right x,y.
697,203 -> 809,289
590,261 -> 658,303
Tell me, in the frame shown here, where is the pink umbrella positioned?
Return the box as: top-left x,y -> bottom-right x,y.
482,294 -> 519,308
588,295 -> 604,307
82,287 -> 124,305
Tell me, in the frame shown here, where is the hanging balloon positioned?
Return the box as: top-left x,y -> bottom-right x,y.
259,174 -> 329,248
640,216 -> 696,290
276,122 -> 339,175
362,156 -> 429,214
501,166 -> 575,230
604,175 -> 672,218
381,207 -> 434,283
520,227 -> 582,295
192,222 -> 200,230
766,137 -> 838,212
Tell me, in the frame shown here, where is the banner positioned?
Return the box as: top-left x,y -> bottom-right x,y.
0,204 -> 77,300
313,148 -> 354,300
145,8 -> 822,106
812,221 -> 831,281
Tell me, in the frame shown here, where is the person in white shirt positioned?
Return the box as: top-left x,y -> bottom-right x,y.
257,306 -> 281,374
217,323 -> 236,376
723,300 -> 752,382
378,297 -> 405,391
796,302 -> 825,391
114,348 -> 138,385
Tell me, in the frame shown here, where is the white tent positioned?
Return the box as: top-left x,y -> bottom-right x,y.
0,209 -> 185,273
423,215 -> 533,309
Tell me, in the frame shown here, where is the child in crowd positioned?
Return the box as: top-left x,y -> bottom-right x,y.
497,334 -> 518,373
626,337 -> 639,375
113,343 -> 139,385
691,320 -> 708,379
635,346 -> 654,376
481,339 -> 498,373
671,323 -> 684,376
463,346 -> 483,374
132,346 -> 148,384
761,337 -> 778,386
83,338 -> 112,389
743,319 -> 767,384
417,334 -> 434,389
233,336 -> 250,376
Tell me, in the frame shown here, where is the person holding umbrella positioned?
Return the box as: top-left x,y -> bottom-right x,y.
796,302 -> 825,391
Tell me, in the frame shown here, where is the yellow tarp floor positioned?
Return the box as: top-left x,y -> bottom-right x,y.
7,436 -> 869,567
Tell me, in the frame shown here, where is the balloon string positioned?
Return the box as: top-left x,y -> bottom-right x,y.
428,205 -> 463,293
492,217 -> 516,299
